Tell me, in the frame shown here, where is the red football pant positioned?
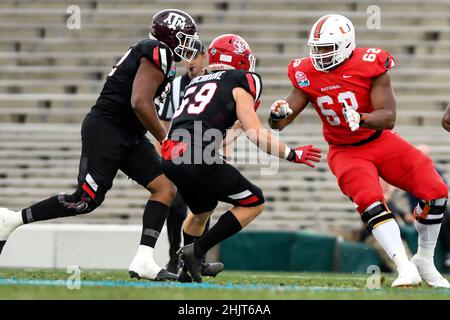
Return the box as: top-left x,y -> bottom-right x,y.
327,130 -> 448,213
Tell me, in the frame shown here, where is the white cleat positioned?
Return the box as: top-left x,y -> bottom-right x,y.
0,208 -> 22,254
128,255 -> 178,282
411,254 -> 450,288
391,261 -> 422,287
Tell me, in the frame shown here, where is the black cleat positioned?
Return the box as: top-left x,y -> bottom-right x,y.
202,262 -> 224,277
178,244 -> 203,283
154,269 -> 179,281
178,267 -> 193,283
129,270 -> 141,280
129,269 -> 178,282
0,241 -> 5,255
166,256 -> 180,275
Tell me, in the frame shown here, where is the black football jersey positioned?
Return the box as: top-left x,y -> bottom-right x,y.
92,38 -> 176,135
168,70 -> 262,150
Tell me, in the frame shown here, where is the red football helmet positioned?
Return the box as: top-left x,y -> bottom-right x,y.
149,9 -> 198,62
207,34 -> 256,72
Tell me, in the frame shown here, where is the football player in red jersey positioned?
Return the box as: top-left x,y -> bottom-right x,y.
269,14 -> 449,288
442,103 -> 450,132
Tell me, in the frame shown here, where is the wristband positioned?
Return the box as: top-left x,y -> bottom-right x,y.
359,113 -> 367,125
284,146 -> 292,160
270,113 -> 281,121
285,147 -> 296,162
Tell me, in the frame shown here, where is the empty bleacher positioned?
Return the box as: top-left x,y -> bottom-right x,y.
0,0 -> 449,236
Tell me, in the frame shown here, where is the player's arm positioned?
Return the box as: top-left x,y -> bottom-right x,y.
222,120 -> 243,147
154,120 -> 171,153
235,87 -> 321,167
441,103 -> 450,132
131,57 -> 167,143
268,87 -> 309,131
221,120 -> 243,159
362,72 -> 396,130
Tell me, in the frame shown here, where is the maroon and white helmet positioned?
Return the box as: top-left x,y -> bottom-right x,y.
149,9 -> 199,62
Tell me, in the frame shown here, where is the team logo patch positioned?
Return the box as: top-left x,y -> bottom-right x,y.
233,39 -> 247,54
168,62 -> 176,77
210,47 -> 217,55
163,12 -> 187,30
295,71 -> 310,87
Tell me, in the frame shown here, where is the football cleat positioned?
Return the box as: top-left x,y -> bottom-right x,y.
202,262 -> 224,277
178,244 -> 203,283
177,262 -> 225,283
166,256 -> 181,275
178,267 -> 193,283
391,261 -> 422,287
0,208 -> 23,255
411,254 -> 450,288
128,255 -> 178,281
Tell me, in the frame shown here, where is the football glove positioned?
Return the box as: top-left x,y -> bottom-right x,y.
342,102 -> 361,132
270,99 -> 293,121
286,145 -> 322,168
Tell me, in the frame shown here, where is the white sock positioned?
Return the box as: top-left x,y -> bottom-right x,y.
414,220 -> 441,260
136,245 -> 154,259
372,219 -> 409,266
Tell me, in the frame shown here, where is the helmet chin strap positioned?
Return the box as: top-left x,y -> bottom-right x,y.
204,64 -> 236,73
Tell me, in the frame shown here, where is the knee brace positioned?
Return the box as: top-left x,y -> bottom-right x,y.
361,201 -> 395,232
413,198 -> 447,225
57,186 -> 104,216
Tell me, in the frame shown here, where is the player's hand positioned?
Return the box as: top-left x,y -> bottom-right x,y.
342,103 -> 360,131
286,145 -> 322,168
270,99 -> 293,120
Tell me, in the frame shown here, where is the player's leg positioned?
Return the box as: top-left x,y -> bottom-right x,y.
164,160 -> 223,282
0,114 -> 119,254
377,136 -> 449,287
121,137 -> 177,281
440,212 -> 450,268
165,191 -> 188,273
163,190 -> 218,277
178,164 -> 265,283
328,146 -> 421,287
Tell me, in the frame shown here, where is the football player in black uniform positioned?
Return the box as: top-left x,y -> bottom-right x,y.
0,9 -> 198,281
161,34 -> 322,282
156,40 -> 224,278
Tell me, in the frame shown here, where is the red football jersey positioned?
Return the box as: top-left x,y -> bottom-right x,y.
287,47 -> 395,145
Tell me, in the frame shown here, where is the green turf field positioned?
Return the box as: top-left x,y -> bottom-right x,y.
0,268 -> 449,299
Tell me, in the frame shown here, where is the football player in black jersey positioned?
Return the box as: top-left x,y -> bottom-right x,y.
156,40 -> 224,278
161,34 -> 322,282
0,9 -> 198,281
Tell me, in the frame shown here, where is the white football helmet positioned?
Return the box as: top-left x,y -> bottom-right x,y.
308,14 -> 356,71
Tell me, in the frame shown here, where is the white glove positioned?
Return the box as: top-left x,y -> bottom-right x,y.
342,103 -> 360,132
270,99 -> 293,121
